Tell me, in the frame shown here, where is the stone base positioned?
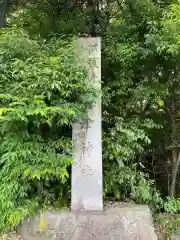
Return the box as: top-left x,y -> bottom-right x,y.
19,203 -> 157,240
172,235 -> 180,240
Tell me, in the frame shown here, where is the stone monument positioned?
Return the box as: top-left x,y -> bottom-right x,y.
19,37 -> 158,240
72,37 -> 103,212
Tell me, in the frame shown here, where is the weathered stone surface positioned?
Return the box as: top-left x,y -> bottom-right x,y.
72,37 -> 103,211
19,204 -> 157,240
172,234 -> 180,240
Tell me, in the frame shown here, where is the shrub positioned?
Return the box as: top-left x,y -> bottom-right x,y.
0,27 -> 96,232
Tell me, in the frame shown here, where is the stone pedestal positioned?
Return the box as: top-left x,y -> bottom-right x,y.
19,204 -> 157,240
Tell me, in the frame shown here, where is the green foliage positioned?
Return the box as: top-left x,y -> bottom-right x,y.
7,1 -> 90,37
0,27 -> 96,232
101,0 -> 166,210
164,197 -> 180,213
101,0 -> 180,209
155,214 -> 180,239
103,117 -> 163,210
1,0 -> 180,232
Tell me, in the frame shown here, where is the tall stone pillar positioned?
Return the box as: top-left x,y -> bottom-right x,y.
71,37 -> 102,211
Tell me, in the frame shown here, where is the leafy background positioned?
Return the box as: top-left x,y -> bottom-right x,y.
0,0 -> 180,233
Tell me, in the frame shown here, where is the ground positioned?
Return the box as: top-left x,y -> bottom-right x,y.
0,232 -> 22,240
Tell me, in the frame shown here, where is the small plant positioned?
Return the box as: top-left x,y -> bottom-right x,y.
155,214 -> 180,240
164,197 -> 180,214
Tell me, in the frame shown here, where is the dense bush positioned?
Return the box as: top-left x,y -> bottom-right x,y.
102,1 -> 180,208
0,27 -> 96,231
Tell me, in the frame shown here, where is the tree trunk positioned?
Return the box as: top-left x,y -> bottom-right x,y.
169,100 -> 179,197
0,0 -> 8,28
170,152 -> 180,197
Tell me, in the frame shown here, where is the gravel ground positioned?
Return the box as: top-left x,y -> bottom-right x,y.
0,232 -> 23,240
